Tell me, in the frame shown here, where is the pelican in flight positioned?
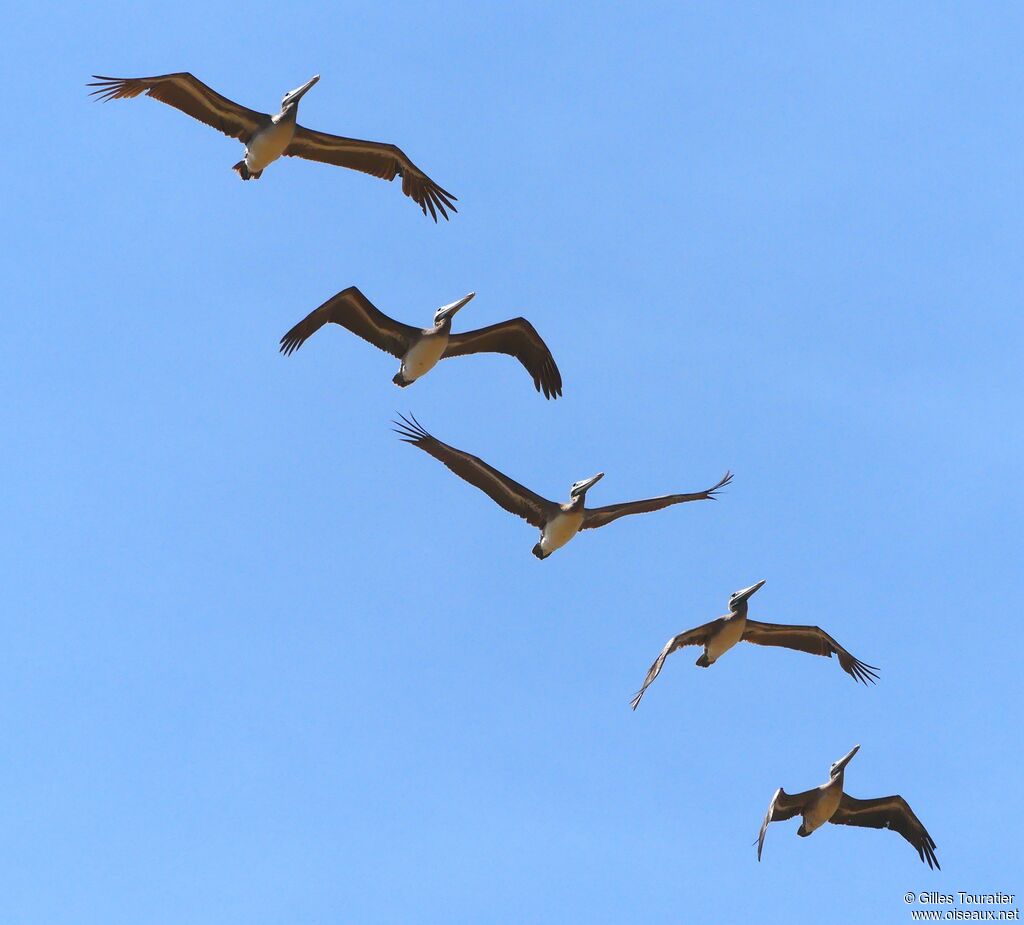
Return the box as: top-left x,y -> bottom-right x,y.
629,580 -> 878,708
281,287 -> 562,398
393,414 -> 732,559
88,72 -> 456,220
757,745 -> 939,868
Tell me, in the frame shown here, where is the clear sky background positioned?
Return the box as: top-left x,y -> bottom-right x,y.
2,2 -> 1022,923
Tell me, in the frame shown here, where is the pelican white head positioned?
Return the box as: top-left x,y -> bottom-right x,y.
282,75 -> 320,109
830,744 -> 860,778
570,472 -> 604,499
434,292 -> 475,325
729,579 -> 766,610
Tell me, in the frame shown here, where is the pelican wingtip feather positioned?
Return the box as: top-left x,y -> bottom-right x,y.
851,658 -> 881,685
392,412 -> 430,444
279,330 -> 303,356
404,173 -> 458,223
87,75 -> 137,102
708,471 -> 734,498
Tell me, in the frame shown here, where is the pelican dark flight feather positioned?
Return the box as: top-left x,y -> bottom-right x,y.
281,287 -> 561,398
394,414 -> 731,558
630,580 -> 877,708
757,746 -> 939,869
88,72 -> 456,220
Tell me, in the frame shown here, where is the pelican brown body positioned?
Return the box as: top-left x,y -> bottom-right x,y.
630,580 -> 878,708
757,746 -> 939,868
88,72 -> 456,219
393,415 -> 732,559
280,288 -> 562,398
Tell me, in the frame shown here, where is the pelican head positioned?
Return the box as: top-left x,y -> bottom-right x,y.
282,75 -> 320,110
829,744 -> 860,779
434,292 -> 475,325
570,472 -> 604,500
728,579 -> 766,612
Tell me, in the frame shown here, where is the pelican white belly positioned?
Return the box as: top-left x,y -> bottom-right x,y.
803,784 -> 843,833
705,614 -> 746,663
245,118 -> 296,173
539,510 -> 584,555
401,333 -> 449,381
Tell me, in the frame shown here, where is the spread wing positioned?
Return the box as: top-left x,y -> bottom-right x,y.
629,619 -> 723,710
582,472 -> 733,530
88,73 -> 266,141
741,620 -> 879,684
757,787 -> 815,861
832,794 -> 939,869
393,414 -> 556,528
285,128 -> 457,221
279,286 -> 419,359
443,318 -> 562,399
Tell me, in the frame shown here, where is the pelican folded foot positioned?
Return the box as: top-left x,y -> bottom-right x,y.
232,160 -> 262,180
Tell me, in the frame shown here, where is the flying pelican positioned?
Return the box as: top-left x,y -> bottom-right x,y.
629,580 -> 878,708
87,72 -> 456,220
757,745 -> 939,868
280,287 -> 562,398
393,414 -> 732,558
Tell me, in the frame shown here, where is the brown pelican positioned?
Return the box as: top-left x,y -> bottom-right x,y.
757,745 -> 939,868
88,72 -> 456,220
280,287 -> 562,398
630,580 -> 877,708
393,414 -> 731,558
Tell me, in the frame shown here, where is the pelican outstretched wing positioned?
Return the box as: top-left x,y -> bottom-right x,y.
582,472 -> 733,530
757,787 -> 814,861
394,415 -> 556,528
285,129 -> 457,221
89,73 -> 266,141
741,621 -> 879,684
831,794 -> 939,869
279,286 -> 420,359
629,619 -> 724,709
443,318 -> 562,399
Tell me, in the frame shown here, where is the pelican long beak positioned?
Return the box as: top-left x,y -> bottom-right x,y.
733,579 -> 766,604
576,472 -> 605,495
834,744 -> 860,774
288,75 -> 320,103
436,292 -> 475,323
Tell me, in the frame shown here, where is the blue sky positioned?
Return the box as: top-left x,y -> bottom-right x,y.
2,2 -> 1022,922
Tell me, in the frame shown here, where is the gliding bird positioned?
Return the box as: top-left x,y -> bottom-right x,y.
757,745 -> 939,869
629,580 -> 878,708
393,415 -> 731,559
88,72 -> 456,219
280,287 -> 562,398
